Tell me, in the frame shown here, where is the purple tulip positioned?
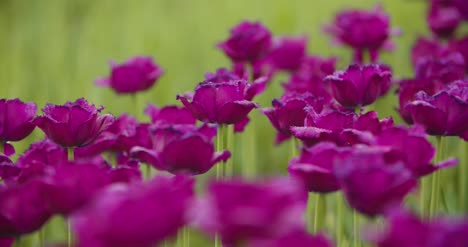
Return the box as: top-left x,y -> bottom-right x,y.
96,56 -> 164,94
144,104 -> 197,127
267,36 -> 307,72
0,156 -> 20,184
0,238 -> 12,247
0,180 -> 52,237
325,64 -> 392,109
0,99 -> 37,156
289,142 -> 350,193
428,0 -> 462,38
131,124 -> 230,175
262,93 -> 325,144
414,52 -> 465,85
177,80 -> 259,125
16,139 -> 67,168
411,37 -> 446,67
406,82 -> 468,138
108,158 -> 142,184
249,230 -> 333,247
34,98 -> 114,148
324,5 -> 396,63
375,125 -> 457,177
43,161 -> 113,216
334,147 -> 417,217
72,175 -> 194,247
218,21 -> 272,63
449,36 -> 468,73
191,177 -> 307,245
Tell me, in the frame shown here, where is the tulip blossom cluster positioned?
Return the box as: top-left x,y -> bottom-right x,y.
1,2 -> 468,247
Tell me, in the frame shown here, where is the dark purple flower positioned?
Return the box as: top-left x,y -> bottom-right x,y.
177,80 -> 259,125
108,158 -> 142,184
249,230 -> 333,247
324,5 -> 396,63
428,0 -> 462,38
34,98 -> 114,148
405,83 -> 468,138
43,162 -> 112,216
144,104 -> 197,127
0,156 -> 20,183
72,175 -> 194,247
449,36 -> 468,73
262,93 -> 325,144
325,64 -> 392,109
0,180 -> 52,237
411,37 -> 446,67
16,139 -> 67,168
0,238 -> 12,247
218,21 -> 272,63
131,125 -> 230,175
414,52 -> 465,85
191,177 -> 307,245
0,99 -> 37,156
267,36 -> 307,72
334,147 -> 417,217
96,56 -> 164,94
375,125 -> 457,177
429,217 -> 468,247
289,142 -> 350,193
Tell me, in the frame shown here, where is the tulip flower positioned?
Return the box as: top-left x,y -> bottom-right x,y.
428,0 -> 462,38
267,36 -> 307,72
0,98 -> 37,156
96,56 -> 164,94
34,98 -> 114,148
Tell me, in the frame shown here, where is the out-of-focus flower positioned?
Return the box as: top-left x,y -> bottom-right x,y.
16,139 -> 67,168
177,80 -> 259,125
191,177 -> 307,245
0,99 -> 37,156
325,64 -> 392,109
34,98 -> 114,148
334,148 -> 417,217
406,82 -> 468,139
72,175 -> 194,247
262,93 -> 325,144
428,0 -> 462,38
324,5 -> 397,63
449,36 -> 468,73
0,180 -> 52,237
414,52 -> 465,85
0,238 -> 13,247
289,142 -> 349,193
267,36 -> 307,72
96,56 -> 164,94
218,21 -> 272,63
144,104 -> 197,127
131,125 -> 230,175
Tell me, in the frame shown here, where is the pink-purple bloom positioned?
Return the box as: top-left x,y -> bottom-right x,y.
177,80 -> 259,125
324,5 -> 396,63
218,21 -> 272,63
131,125 -> 230,175
405,81 -> 468,139
72,175 -> 194,247
191,177 -> 307,245
428,0 -> 462,38
325,64 -> 392,109
0,99 -> 37,156
96,56 -> 164,94
267,36 -> 307,72
34,98 -> 114,148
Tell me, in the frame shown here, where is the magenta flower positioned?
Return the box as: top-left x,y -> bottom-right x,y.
96,56 -> 164,94
428,0 -> 462,38
43,162 -> 113,216
0,99 -> 37,156
34,98 -> 114,148
375,125 -> 457,177
267,36 -> 307,72
72,175 -> 194,247
16,139 -> 67,168
0,180 -> 52,237
325,64 -> 392,109
414,52 -> 465,85
449,36 -> 468,73
191,177 -> 307,245
177,80 -> 259,125
324,5 -> 396,63
289,142 -> 349,193
262,93 -> 325,144
411,37 -> 446,67
131,125 -> 230,175
249,230 -> 333,247
218,21 -> 272,63
406,82 -> 468,138
145,104 -> 197,127
334,148 -> 417,217
0,238 -> 12,247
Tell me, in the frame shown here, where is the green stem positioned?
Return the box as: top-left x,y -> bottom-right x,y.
184,227 -> 190,247
353,211 -> 359,247
430,136 -> 443,217
0,141 -> 4,154
291,137 -> 299,158
145,164 -> 151,180
336,193 -> 344,246
216,125 -> 224,179
461,141 -> 467,212
39,228 -> 45,247
214,235 -> 221,247
313,194 -> 326,233
306,193 -> 314,232
67,221 -> 72,247
243,126 -> 256,178
14,237 -> 21,247
67,147 -> 74,162
420,176 -> 429,217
